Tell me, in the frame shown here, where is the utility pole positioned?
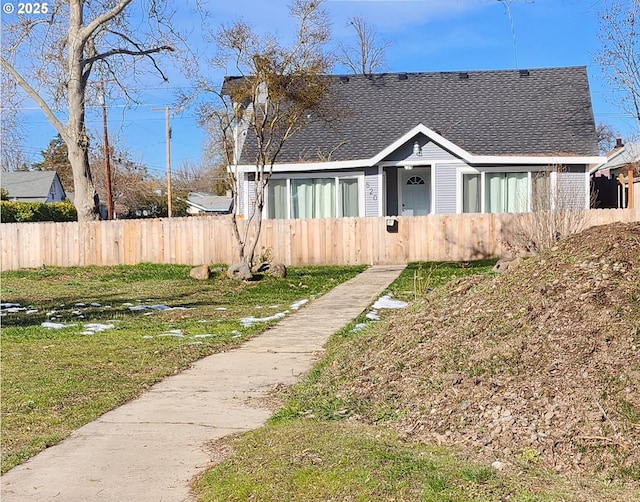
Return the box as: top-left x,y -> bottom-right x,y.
100,81 -> 114,220
152,106 -> 179,217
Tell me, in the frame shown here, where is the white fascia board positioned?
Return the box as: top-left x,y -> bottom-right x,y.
229,121 -> 606,172
469,155 -> 606,166
231,159 -> 369,173
185,201 -> 208,211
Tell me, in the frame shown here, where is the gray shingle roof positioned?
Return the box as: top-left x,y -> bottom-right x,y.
238,66 -> 599,164
1,171 -> 64,201
186,192 -> 233,213
600,143 -> 640,170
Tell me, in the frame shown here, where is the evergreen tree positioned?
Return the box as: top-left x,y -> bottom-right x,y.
32,135 -> 74,193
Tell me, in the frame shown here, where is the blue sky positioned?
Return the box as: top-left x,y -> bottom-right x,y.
13,0 -> 638,177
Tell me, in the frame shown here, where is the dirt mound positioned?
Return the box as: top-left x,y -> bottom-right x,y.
345,222 -> 640,476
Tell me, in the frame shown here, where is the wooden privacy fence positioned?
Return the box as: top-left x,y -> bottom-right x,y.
1,209 -> 639,271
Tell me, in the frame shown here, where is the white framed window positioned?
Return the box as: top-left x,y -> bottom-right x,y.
266,173 -> 363,219
459,169 -> 558,214
462,173 -> 481,213
485,172 -> 528,213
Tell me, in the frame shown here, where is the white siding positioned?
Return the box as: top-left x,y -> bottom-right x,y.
364,167 -> 380,216
383,138 -> 459,163
434,164 -> 458,214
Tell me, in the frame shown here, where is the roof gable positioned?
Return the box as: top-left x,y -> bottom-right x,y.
237,66 -> 600,165
1,172 -> 64,200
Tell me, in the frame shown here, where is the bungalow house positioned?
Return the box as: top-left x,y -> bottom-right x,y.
228,66 -> 605,219
1,171 -> 67,203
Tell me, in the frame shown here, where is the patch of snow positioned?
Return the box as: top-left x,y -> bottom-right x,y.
5,307 -> 26,313
129,304 -> 188,312
1,303 -> 21,309
352,323 -> 367,332
240,312 -> 286,327
142,335 -> 153,339
215,307 -> 227,311
290,299 -> 308,310
75,302 -> 86,307
90,302 -> 102,307
193,334 -> 215,339
82,323 -> 115,334
372,295 -> 408,310
366,311 -> 381,321
122,302 -> 134,307
158,329 -> 184,338
269,305 -> 280,309
26,309 -> 38,315
41,321 -> 66,329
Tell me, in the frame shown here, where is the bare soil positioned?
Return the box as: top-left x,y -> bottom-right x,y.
339,222 -> 640,478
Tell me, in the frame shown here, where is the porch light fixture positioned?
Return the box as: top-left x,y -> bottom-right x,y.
404,165 -> 413,170
413,140 -> 422,156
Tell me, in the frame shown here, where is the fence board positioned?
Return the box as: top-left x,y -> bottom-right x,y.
2,209 -> 639,271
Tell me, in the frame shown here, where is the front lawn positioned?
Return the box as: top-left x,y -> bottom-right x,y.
0,263 -> 364,473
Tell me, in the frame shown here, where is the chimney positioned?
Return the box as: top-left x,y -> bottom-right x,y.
616,138 -> 624,148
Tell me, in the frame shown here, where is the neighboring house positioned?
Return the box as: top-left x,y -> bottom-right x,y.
593,142 -> 640,209
185,192 -> 233,215
1,171 -> 67,203
228,66 -> 605,220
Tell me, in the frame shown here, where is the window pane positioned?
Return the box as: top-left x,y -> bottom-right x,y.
462,174 -> 480,213
291,178 -> 335,219
485,173 -> 504,213
485,172 -> 529,213
267,179 -> 287,219
339,178 -> 359,217
506,172 -> 528,213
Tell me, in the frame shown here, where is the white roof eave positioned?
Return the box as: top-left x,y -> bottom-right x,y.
230,124 -> 605,173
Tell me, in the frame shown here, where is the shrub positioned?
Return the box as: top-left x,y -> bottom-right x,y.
0,201 -> 77,223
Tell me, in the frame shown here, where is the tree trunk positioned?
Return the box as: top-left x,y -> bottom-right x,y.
67,0 -> 100,222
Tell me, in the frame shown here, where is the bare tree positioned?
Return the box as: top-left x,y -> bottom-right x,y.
513,166 -> 595,254
172,160 -> 225,194
0,73 -> 29,172
196,0 -> 333,276
596,121 -> 621,154
597,0 -> 640,129
337,16 -> 390,76
1,1 -> 182,221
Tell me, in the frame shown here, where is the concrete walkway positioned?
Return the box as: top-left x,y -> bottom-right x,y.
1,265 -> 405,502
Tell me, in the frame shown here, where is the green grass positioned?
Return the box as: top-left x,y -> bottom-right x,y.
387,259 -> 497,302
0,262 -> 364,473
194,421 -> 501,502
194,421 -> 611,502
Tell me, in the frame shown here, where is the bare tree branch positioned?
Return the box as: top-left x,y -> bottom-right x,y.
0,57 -> 66,136
338,16 -> 390,76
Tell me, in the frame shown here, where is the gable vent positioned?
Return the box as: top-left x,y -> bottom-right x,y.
458,72 -> 469,80
519,69 -> 530,77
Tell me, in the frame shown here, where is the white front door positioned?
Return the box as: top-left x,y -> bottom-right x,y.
400,168 -> 431,215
